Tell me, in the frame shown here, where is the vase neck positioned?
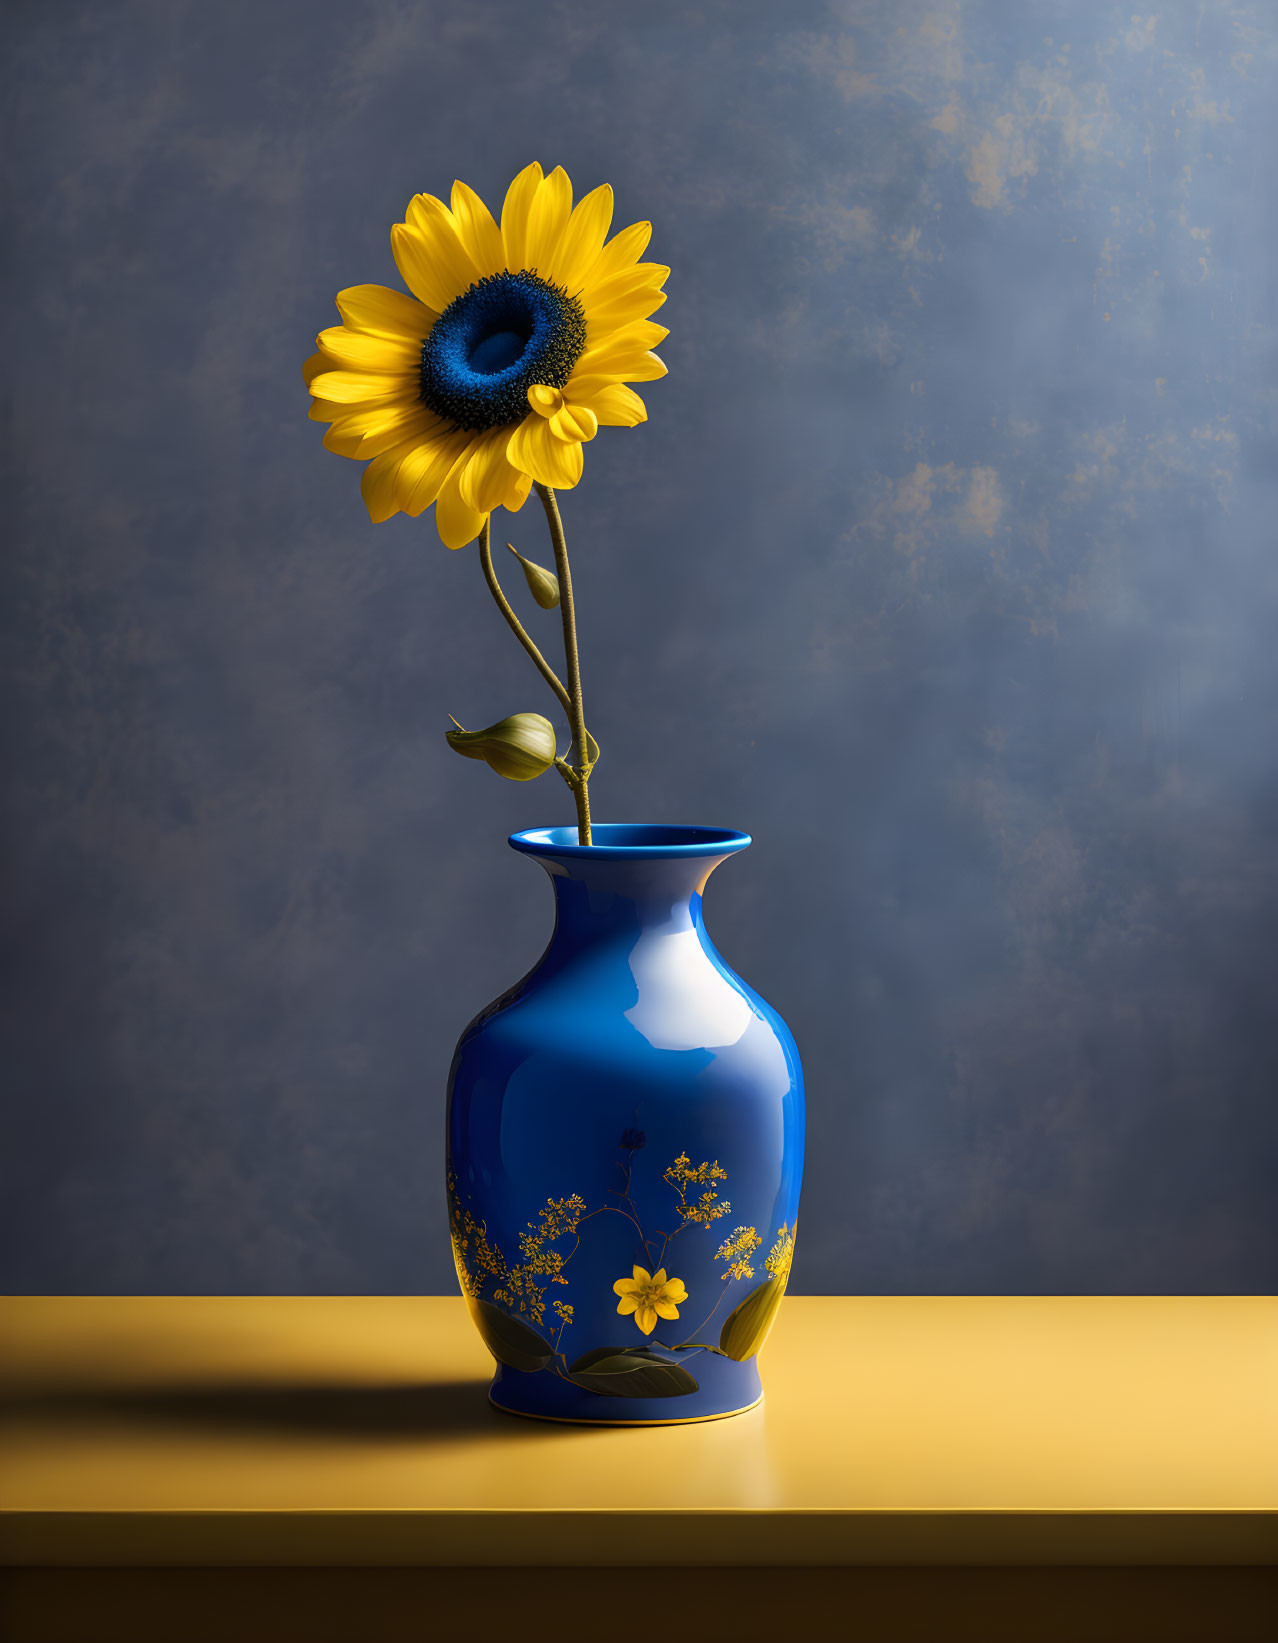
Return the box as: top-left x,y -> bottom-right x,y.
539,855 -> 725,951
509,825 -> 751,964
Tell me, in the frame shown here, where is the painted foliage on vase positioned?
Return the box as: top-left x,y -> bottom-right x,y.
448,1128 -> 795,1399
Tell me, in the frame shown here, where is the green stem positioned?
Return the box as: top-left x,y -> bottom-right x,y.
535,484 -> 592,843
477,518 -> 572,716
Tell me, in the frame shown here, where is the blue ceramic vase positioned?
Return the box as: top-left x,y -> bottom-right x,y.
446,824 -> 804,1424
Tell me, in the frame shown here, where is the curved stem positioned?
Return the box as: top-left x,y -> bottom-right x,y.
477,518 -> 572,716
681,1282 -> 731,1343
653,1218 -> 689,1274
535,484 -> 592,843
578,1202 -> 647,1245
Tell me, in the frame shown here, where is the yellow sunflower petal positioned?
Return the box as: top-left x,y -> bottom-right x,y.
576,320 -> 670,378
584,264 -> 669,325
335,284 -> 437,340
653,1300 -> 681,1321
434,451 -> 487,548
406,192 -> 483,293
310,369 -> 419,404
501,161 -> 544,272
582,220 -> 653,291
360,435 -> 422,523
572,382 -> 648,427
329,400 -> 439,443
632,1266 -> 652,1285
355,407 -> 441,459
398,429 -> 472,516
309,392 -> 391,423
586,284 -> 667,341
527,383 -> 563,418
353,419 -> 432,461
652,1269 -> 667,1286
322,426 -> 368,458
548,373 -> 617,404
616,1294 -> 640,1316
302,351 -> 325,388
508,413 -> 585,489
523,165 -> 573,276
504,470 -> 533,512
634,1306 -> 658,1336
595,260 -> 669,294
316,327 -> 420,371
458,425 -> 522,514
450,179 -> 505,278
563,352 -> 666,392
586,262 -> 670,308
309,381 -> 417,423
625,351 -> 669,382
549,404 -> 597,443
324,404 -> 436,461
562,364 -> 666,398
392,222 -> 466,315
663,1280 -> 688,1304
551,183 -> 614,291
613,1277 -> 641,1297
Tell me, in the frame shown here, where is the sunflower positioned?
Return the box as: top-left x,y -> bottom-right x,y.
303,163 -> 669,548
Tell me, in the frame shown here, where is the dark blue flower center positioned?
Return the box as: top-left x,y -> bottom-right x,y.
420,270 -> 587,432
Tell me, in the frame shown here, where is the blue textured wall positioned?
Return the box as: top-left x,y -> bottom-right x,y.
4,0 -> 1276,1293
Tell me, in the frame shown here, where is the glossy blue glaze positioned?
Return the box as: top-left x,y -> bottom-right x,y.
446,824 -> 804,1424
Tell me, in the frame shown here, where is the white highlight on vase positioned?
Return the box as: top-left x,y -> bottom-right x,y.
625,927 -> 753,1051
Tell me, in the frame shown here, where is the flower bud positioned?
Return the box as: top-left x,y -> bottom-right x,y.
446,713 -> 557,781
506,542 -> 560,609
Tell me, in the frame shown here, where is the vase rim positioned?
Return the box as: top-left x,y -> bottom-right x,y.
509,823 -> 751,861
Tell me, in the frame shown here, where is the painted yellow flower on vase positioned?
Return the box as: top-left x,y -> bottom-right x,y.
612,1266 -> 688,1336
303,163 -> 669,548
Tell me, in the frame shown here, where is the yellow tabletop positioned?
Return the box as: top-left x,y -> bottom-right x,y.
1,1296 -> 1274,1567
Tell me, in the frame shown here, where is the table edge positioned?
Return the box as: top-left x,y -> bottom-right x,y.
3,1507 -> 1276,1567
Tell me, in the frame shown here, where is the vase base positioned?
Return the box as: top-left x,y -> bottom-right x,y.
487,1389 -> 764,1427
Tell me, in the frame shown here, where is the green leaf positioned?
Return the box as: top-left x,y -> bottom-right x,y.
718,1275 -> 788,1362
467,1299 -> 555,1372
569,728 -> 600,772
446,713 -> 557,781
566,1345 -> 699,1399
506,542 -> 560,609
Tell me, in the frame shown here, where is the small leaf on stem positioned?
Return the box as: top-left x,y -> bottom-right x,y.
445,713 -> 557,781
569,728 -> 601,774
506,542 -> 560,609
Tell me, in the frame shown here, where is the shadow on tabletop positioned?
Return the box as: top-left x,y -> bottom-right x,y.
0,1378 -> 591,1445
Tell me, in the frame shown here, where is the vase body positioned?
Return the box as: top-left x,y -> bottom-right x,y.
446,824 -> 804,1424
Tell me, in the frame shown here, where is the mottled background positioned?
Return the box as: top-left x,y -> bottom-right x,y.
3,0 -> 1276,1295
